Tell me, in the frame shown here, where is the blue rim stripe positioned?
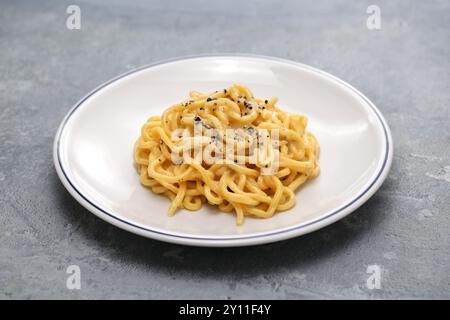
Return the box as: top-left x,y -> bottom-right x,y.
56,55 -> 390,241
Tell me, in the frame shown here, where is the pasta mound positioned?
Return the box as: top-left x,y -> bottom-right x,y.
134,84 -> 320,224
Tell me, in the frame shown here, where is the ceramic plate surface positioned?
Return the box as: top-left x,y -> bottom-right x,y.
54,55 -> 393,247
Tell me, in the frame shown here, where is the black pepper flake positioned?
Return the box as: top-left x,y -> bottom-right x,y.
265,100 -> 268,104
206,97 -> 213,102
194,116 -> 201,122
223,89 -> 227,93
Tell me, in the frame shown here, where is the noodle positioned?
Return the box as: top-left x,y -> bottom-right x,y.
134,84 -> 320,225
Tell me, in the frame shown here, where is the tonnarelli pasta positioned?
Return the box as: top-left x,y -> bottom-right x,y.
134,84 -> 320,224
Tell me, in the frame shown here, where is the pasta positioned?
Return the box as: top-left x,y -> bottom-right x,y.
134,84 -> 320,224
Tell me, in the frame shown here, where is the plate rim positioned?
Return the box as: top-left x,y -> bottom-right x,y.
53,54 -> 394,247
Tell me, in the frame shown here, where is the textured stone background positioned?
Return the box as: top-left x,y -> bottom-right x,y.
0,0 -> 449,299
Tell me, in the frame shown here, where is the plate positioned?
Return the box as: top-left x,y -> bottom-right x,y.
53,55 -> 393,247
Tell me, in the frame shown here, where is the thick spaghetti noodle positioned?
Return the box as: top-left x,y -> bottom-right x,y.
134,84 -> 320,224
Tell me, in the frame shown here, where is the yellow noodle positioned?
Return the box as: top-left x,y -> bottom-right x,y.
134,84 -> 320,224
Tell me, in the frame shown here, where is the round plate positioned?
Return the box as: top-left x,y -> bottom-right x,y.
54,55 -> 393,247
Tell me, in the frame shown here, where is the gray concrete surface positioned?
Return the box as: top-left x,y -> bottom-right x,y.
0,0 -> 449,299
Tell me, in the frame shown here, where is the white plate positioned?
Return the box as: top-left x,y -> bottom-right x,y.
54,55 -> 393,247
